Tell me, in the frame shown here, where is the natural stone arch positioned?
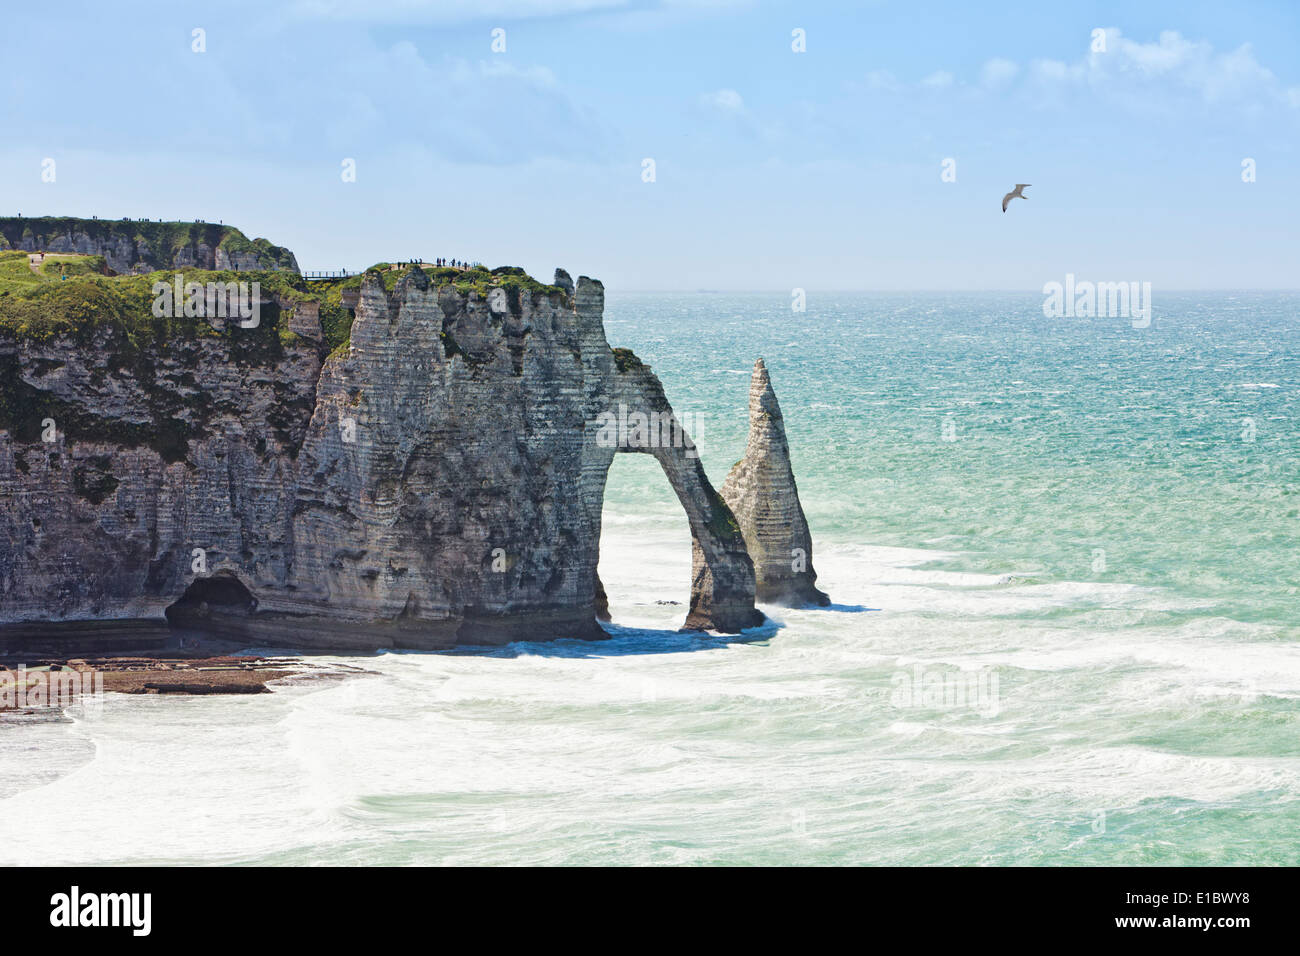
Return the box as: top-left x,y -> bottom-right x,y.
586,358 -> 764,633
0,263 -> 771,651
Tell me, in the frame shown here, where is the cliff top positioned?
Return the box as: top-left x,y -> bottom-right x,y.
328,262 -> 567,300
0,257 -> 571,356
0,216 -> 299,272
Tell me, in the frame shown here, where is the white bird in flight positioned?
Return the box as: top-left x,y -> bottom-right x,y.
1002,183 -> 1030,212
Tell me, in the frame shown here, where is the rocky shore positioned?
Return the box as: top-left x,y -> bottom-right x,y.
0,638 -> 369,718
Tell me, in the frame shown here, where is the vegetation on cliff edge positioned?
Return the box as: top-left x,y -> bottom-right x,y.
0,254 -> 570,360
612,347 -> 646,373
0,217 -> 298,272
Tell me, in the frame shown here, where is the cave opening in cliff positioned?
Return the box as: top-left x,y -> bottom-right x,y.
164,574 -> 259,634
597,453 -> 693,628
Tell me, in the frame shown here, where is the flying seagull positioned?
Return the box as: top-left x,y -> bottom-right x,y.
1002,184 -> 1030,212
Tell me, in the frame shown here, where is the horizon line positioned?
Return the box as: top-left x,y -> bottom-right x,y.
606,287 -> 1300,294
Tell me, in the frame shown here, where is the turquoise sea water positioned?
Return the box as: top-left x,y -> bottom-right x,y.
2,292 -> 1297,865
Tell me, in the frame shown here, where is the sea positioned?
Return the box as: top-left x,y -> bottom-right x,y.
2,291 -> 1297,865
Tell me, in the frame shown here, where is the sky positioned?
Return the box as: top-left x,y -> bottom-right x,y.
2,0 -> 1298,290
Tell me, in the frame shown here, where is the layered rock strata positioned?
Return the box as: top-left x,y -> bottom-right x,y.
0,264 -> 763,650
720,359 -> 830,607
0,216 -> 299,274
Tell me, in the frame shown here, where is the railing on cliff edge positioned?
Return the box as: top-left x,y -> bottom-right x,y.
302,270 -> 355,281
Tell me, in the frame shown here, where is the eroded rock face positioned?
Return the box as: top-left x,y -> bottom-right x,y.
720,358 -> 830,607
0,217 -> 299,275
0,266 -> 762,650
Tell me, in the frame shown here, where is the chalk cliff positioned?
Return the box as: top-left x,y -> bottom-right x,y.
0,254 -> 764,650
0,217 -> 299,274
720,358 -> 830,607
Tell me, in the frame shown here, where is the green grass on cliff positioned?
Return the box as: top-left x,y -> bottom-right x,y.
704,484 -> 743,540
611,347 -> 647,373
0,251 -> 37,284
457,264 -> 569,308
0,269 -> 306,348
0,269 -> 319,462
0,258 -> 570,360
41,254 -> 110,280
345,262 -> 568,305
308,264 -> 570,356
0,217 -> 298,272
0,247 -> 575,465
0,250 -> 110,286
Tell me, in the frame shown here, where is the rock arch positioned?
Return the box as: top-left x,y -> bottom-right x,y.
1,263 -> 772,650
585,353 -> 764,633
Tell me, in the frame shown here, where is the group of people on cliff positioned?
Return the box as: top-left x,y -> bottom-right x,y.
382,257 -> 475,272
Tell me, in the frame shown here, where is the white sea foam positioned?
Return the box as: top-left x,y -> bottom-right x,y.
4,292 -> 1298,865
4,520 -> 1290,867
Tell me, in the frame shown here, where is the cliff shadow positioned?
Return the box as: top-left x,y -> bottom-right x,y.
437,616 -> 783,659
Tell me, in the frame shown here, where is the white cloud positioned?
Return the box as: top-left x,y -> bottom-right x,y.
897,29 -> 1300,115
1028,28 -> 1299,110
1116,29 -> 1197,74
1029,59 -> 1072,83
291,0 -> 627,22
863,70 -> 900,92
980,58 -> 1019,89
321,42 -> 606,163
700,88 -> 745,112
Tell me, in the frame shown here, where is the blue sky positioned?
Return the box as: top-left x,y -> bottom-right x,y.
2,0 -> 1298,289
